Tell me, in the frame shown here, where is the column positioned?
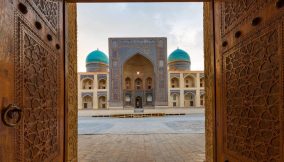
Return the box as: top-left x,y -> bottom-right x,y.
93,74 -> 98,109
195,73 -> 201,107
107,73 -> 109,109
196,72 -> 200,88
168,72 -> 171,107
78,74 -> 82,109
179,73 -> 185,107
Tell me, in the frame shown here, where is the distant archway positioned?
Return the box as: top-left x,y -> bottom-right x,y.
98,79 -> 106,89
82,78 -> 94,89
125,77 -> 131,89
82,95 -> 93,109
184,75 -> 195,88
135,78 -> 143,90
171,77 -> 179,88
185,93 -> 195,107
98,96 -> 107,109
171,93 -> 180,107
146,77 -> 152,89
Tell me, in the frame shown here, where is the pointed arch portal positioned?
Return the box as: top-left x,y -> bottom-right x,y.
123,54 -> 154,107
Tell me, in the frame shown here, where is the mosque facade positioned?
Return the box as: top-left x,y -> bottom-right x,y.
78,38 -> 204,110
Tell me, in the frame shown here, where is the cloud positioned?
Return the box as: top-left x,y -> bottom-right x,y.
77,3 -> 204,72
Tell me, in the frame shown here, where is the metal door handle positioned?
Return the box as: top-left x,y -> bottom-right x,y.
2,104 -> 22,127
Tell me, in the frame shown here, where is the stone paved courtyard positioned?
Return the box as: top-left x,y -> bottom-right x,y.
78,114 -> 205,162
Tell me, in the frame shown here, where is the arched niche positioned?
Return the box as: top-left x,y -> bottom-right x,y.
170,77 -> 180,88
145,77 -> 153,90
171,93 -> 180,107
184,93 -> 195,107
125,77 -> 131,89
98,79 -> 107,89
184,75 -> 195,88
82,78 -> 94,89
82,95 -> 93,109
98,96 -> 107,109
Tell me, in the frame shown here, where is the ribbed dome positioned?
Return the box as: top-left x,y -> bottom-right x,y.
86,49 -> 109,64
168,48 -> 190,62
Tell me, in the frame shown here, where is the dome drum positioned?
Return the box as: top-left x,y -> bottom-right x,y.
86,62 -> 108,72
168,61 -> 191,71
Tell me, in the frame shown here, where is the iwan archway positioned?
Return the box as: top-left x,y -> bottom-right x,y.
123,54 -> 155,108
0,1 -> 283,162
108,37 -> 168,108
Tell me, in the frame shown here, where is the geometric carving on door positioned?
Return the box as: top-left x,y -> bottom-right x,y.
223,25 -> 282,162
221,0 -> 272,36
15,19 -> 59,161
28,0 -> 59,33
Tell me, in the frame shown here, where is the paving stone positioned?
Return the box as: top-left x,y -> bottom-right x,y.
78,115 -> 205,162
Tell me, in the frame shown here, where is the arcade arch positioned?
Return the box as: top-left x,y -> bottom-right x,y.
98,79 -> 107,89
171,77 -> 179,88
82,78 -> 94,89
171,93 -> 180,107
184,93 -> 195,107
184,75 -> 195,88
98,96 -> 107,109
82,95 -> 93,109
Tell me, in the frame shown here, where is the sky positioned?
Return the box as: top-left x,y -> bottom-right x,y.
77,3 -> 204,72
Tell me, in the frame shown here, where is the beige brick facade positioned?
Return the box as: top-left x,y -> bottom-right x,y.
78,70 -> 204,110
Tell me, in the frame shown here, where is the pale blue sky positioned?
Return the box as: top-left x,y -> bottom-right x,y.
77,3 -> 203,72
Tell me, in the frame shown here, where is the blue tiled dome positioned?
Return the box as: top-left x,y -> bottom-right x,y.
168,48 -> 190,62
86,49 -> 109,64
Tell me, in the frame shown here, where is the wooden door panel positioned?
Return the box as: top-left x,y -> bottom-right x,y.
16,19 -> 62,162
223,22 -> 282,162
214,1 -> 284,162
0,0 -> 64,162
0,0 -> 16,161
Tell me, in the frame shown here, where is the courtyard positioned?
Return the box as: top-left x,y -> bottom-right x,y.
78,114 -> 205,162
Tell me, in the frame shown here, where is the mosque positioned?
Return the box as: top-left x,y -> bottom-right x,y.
78,37 -> 204,110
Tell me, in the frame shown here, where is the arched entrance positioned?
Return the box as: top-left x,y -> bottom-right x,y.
98,96 -> 107,109
82,95 -> 93,109
135,96 -> 142,108
171,93 -> 180,107
184,93 -> 195,107
123,54 -> 154,108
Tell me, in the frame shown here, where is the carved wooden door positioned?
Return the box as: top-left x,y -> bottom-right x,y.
0,0 -> 64,161
214,1 -> 284,162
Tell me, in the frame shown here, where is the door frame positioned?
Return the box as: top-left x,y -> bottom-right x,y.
64,1 -> 216,162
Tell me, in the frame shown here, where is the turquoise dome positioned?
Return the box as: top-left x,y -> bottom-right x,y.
86,50 -> 109,64
168,48 -> 190,62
